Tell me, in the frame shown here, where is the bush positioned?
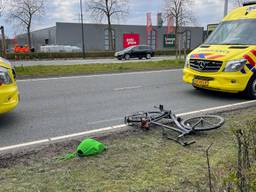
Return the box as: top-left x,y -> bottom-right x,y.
5,51 -> 116,60
211,119 -> 256,192
155,49 -> 191,56
3,49 -> 190,60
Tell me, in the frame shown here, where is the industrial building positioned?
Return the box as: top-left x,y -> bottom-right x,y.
15,22 -> 204,52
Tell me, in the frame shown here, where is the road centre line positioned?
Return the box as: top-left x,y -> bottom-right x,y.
0,100 -> 256,152
114,86 -> 142,91
17,69 -> 182,82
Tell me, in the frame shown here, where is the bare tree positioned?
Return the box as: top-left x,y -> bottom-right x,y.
233,0 -> 244,7
164,0 -> 195,59
0,0 -> 4,17
6,0 -> 45,49
88,0 -> 129,51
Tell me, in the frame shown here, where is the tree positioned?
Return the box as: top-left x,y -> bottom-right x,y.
6,0 -> 45,49
0,1 -> 4,17
233,0 -> 244,7
164,0 -> 195,59
88,0 -> 129,51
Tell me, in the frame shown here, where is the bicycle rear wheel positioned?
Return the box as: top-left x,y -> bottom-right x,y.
125,111 -> 165,125
181,115 -> 224,131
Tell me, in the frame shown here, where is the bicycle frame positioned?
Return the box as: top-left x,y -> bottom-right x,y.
125,105 -> 224,146
139,106 -> 196,145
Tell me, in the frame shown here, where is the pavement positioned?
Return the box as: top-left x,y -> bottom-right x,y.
11,56 -> 177,67
0,69 -> 248,148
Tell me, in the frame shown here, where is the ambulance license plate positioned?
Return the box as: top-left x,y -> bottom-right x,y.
193,79 -> 209,87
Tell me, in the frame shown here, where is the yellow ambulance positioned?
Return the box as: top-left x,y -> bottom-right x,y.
0,58 -> 19,114
183,2 -> 256,99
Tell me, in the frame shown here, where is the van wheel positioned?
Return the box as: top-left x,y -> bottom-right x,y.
125,54 -> 130,60
193,85 -> 202,90
244,75 -> 256,99
146,53 -> 151,59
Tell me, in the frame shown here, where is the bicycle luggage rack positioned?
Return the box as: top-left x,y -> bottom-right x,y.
124,105 -> 225,146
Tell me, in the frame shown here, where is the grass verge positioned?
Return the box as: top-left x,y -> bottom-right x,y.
15,60 -> 183,79
1,107 -> 256,191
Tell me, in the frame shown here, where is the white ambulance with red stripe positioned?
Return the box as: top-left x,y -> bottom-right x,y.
183,1 -> 256,99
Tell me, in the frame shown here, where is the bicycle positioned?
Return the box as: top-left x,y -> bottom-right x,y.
124,105 -> 225,146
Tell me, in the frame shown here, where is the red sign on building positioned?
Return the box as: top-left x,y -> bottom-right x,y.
123,34 -> 140,48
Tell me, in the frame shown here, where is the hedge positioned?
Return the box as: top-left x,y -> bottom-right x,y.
4,51 -> 115,60
2,49 -> 190,60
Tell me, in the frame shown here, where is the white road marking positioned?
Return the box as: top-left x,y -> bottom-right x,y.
112,124 -> 127,129
114,86 -> 142,91
0,100 -> 255,152
177,100 -> 256,116
87,117 -> 123,125
50,127 -> 115,141
17,69 -> 182,82
0,139 -> 49,152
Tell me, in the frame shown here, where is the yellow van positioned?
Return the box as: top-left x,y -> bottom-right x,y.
0,57 -> 19,114
183,2 -> 256,99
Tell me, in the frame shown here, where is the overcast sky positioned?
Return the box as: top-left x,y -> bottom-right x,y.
1,0 -> 238,37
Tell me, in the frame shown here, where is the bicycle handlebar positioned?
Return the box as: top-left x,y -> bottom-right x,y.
154,104 -> 171,113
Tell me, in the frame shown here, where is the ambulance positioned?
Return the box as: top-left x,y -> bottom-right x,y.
183,1 -> 256,99
0,58 -> 19,114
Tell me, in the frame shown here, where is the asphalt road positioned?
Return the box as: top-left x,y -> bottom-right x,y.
12,56 -> 176,67
0,69 -> 247,147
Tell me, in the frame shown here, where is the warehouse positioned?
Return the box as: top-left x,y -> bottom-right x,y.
15,22 -> 204,52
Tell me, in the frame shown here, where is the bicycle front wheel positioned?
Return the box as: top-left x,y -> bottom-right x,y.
181,115 -> 225,131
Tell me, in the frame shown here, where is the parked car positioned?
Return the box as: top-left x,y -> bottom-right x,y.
0,57 -> 19,114
115,45 -> 155,60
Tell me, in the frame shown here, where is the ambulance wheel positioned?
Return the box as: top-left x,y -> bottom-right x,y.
245,75 -> 256,99
193,85 -> 202,90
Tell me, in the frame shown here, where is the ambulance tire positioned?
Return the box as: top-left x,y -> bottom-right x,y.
245,75 -> 256,100
193,85 -> 202,90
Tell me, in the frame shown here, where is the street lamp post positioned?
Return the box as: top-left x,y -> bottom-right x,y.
80,0 -> 86,58
0,26 -> 6,57
224,0 -> 228,17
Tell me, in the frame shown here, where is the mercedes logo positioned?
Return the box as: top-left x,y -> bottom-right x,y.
198,61 -> 206,70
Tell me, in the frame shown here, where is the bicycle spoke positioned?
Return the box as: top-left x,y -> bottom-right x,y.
181,115 -> 225,131
191,119 -> 203,129
201,118 -> 216,126
125,107 -> 225,147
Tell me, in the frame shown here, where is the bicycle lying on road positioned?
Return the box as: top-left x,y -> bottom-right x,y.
124,105 -> 225,146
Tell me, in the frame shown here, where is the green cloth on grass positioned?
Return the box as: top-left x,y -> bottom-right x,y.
63,138 -> 106,160
77,138 -> 106,157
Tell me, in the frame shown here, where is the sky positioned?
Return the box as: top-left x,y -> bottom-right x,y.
0,0 -> 238,38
